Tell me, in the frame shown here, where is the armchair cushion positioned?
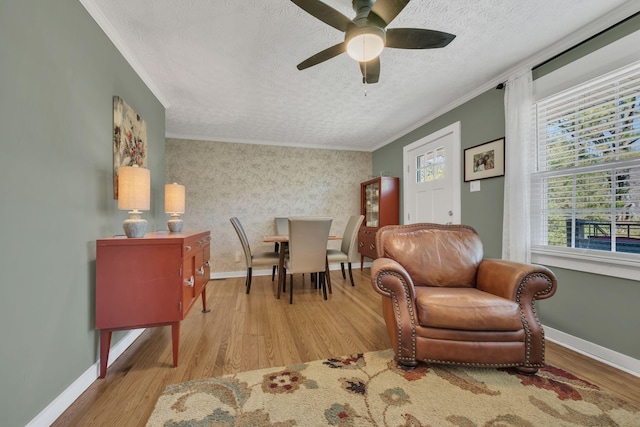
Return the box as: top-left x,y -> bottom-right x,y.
381,226 -> 482,288
415,287 -> 522,331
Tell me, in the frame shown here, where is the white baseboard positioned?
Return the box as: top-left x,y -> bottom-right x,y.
544,325 -> 640,378
27,328 -> 145,427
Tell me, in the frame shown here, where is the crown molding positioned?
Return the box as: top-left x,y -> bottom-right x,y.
79,0 -> 170,108
165,132 -> 374,152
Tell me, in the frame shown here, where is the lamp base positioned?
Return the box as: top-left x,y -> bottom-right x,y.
167,218 -> 184,232
123,210 -> 147,238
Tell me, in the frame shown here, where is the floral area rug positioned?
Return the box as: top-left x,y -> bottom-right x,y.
146,349 -> 638,426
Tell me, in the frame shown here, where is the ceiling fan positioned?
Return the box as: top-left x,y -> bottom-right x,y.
290,0 -> 456,84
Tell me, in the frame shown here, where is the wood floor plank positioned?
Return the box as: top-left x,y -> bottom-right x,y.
52,269 -> 640,426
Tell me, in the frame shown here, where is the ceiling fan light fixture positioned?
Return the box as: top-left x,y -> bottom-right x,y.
345,26 -> 385,62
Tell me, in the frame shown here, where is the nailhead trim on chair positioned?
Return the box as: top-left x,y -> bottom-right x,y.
516,272 -> 555,368
376,271 -> 417,364
420,358 -> 522,368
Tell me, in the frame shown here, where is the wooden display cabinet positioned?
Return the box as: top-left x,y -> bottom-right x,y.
358,176 -> 400,263
96,230 -> 211,378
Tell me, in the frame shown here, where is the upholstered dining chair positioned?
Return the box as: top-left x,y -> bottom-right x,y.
371,223 -> 557,374
327,214 -> 364,286
230,217 -> 280,294
283,217 -> 332,304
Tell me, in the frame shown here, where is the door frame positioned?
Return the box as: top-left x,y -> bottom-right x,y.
402,121 -> 461,224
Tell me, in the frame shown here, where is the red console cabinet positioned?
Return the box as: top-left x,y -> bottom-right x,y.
96,230 -> 211,378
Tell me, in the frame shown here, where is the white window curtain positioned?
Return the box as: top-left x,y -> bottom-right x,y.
502,70 -> 534,262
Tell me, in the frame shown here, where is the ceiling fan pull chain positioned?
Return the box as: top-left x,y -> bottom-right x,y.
363,61 -> 368,96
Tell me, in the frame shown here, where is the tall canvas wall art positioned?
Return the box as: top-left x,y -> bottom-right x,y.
113,96 -> 148,199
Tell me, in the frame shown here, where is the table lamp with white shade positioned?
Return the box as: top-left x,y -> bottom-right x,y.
118,165 -> 150,238
165,183 -> 185,232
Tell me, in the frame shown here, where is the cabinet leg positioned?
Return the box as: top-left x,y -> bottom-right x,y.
99,330 -> 112,378
171,323 -> 180,367
201,285 -> 211,313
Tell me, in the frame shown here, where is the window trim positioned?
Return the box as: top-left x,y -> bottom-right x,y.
531,41 -> 640,279
531,245 -> 640,280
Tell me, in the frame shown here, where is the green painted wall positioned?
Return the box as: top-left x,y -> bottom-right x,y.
539,268 -> 640,358
373,88 -> 506,258
373,18 -> 640,360
0,1 -> 166,425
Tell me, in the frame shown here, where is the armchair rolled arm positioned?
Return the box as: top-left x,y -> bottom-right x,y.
371,257 -> 420,367
476,259 -> 557,302
371,257 -> 417,301
477,259 -> 557,368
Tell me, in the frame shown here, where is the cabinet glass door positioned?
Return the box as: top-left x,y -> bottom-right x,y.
364,181 -> 380,227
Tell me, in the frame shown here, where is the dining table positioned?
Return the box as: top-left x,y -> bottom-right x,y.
263,234 -> 341,299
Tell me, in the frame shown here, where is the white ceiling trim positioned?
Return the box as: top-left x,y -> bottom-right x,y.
165,131 -> 367,152
78,0 -> 171,108
370,1 -> 640,152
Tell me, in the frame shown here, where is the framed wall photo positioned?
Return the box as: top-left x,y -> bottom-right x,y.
464,138 -> 505,182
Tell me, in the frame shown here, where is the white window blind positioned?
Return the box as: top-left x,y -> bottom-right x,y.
532,61 -> 640,256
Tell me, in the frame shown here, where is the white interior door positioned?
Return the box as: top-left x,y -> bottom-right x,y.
403,122 -> 461,224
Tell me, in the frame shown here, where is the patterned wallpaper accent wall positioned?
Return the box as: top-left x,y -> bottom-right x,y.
166,138 -> 373,274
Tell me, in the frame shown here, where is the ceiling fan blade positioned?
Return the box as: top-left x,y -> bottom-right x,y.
290,0 -> 352,32
386,28 -> 456,49
370,0 -> 410,26
359,57 -> 380,84
297,42 -> 346,70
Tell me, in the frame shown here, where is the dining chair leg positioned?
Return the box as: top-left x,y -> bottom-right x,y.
320,272 -> 328,300
289,274 -> 294,304
325,257 -> 332,294
246,267 -> 253,294
276,267 -> 281,299
282,267 -> 287,293
348,262 -> 355,286
340,262 -> 346,279
271,265 -> 276,281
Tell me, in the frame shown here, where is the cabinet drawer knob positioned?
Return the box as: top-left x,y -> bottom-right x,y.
197,267 -> 205,276
369,244 -> 375,250
359,242 -> 364,247
185,246 -> 192,253
185,276 -> 194,287
205,260 -> 211,267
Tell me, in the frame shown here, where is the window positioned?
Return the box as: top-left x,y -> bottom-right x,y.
416,147 -> 445,183
532,61 -> 640,272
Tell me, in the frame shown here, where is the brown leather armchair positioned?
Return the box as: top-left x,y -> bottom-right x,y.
371,223 -> 557,374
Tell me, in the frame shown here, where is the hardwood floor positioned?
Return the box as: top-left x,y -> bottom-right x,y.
53,268 -> 639,426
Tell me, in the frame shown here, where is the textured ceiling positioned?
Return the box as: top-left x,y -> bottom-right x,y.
83,0 -> 639,151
